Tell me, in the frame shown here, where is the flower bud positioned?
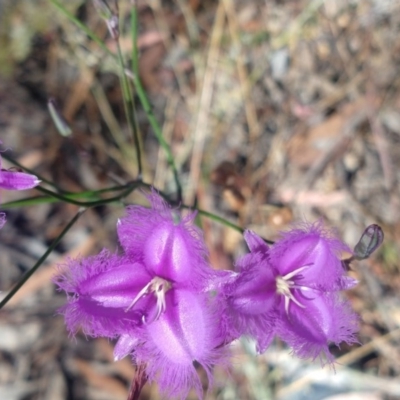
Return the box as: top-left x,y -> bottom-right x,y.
353,224 -> 384,260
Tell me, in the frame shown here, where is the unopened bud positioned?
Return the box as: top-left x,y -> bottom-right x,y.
47,98 -> 72,137
353,224 -> 384,260
93,0 -> 119,40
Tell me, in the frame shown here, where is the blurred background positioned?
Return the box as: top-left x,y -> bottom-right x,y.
0,0 -> 400,399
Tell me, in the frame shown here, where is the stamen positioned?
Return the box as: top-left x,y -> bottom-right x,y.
125,277 -> 172,322
282,265 -> 308,281
276,265 -> 311,314
125,281 -> 153,312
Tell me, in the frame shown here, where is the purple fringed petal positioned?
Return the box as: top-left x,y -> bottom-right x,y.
58,297 -> 141,338
53,250 -> 145,337
117,191 -> 214,288
143,222 -> 195,282
0,170 -> 40,190
148,289 -> 216,364
277,290 -> 359,363
227,253 -> 276,315
117,191 -> 171,259
221,251 -> 277,351
81,263 -> 151,308
134,288 -> 228,400
270,222 -> 351,289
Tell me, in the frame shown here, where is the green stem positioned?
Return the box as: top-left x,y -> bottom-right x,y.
131,2 -> 139,77
116,40 -> 143,178
195,208 -> 273,245
0,208 -> 86,309
35,182 -> 142,207
50,0 -> 112,57
194,207 -> 244,234
49,0 -> 182,200
0,182 -> 141,209
129,73 -> 182,202
1,196 -> 61,209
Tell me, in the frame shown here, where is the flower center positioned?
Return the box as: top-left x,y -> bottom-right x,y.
125,277 -> 172,323
275,266 -> 310,314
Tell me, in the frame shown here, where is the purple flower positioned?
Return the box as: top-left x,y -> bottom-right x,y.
222,222 -> 359,361
54,191 -> 227,399
0,149 -> 40,227
0,154 -> 40,191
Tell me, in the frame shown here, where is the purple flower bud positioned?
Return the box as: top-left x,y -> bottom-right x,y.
0,152 -> 40,191
0,170 -> 41,190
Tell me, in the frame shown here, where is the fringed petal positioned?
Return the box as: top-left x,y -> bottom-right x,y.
134,289 -> 228,400
117,190 -> 214,289
276,290 -> 359,363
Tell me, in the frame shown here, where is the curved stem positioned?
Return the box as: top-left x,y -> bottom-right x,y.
0,208 -> 86,309
0,183 -> 146,209
35,182 -> 142,207
50,0 -> 112,56
194,207 -> 274,245
115,38 -> 143,178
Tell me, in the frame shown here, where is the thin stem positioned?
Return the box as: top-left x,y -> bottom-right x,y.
115,39 -> 143,178
131,2 -> 139,76
189,207 -> 274,245
126,2 -> 181,197
35,182 -> 142,207
50,0 -> 112,57
129,72 -> 182,202
1,196 -> 60,209
178,203 -> 274,245
131,0 -> 182,198
0,183 -> 140,209
49,0 -> 182,200
0,208 -> 86,309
